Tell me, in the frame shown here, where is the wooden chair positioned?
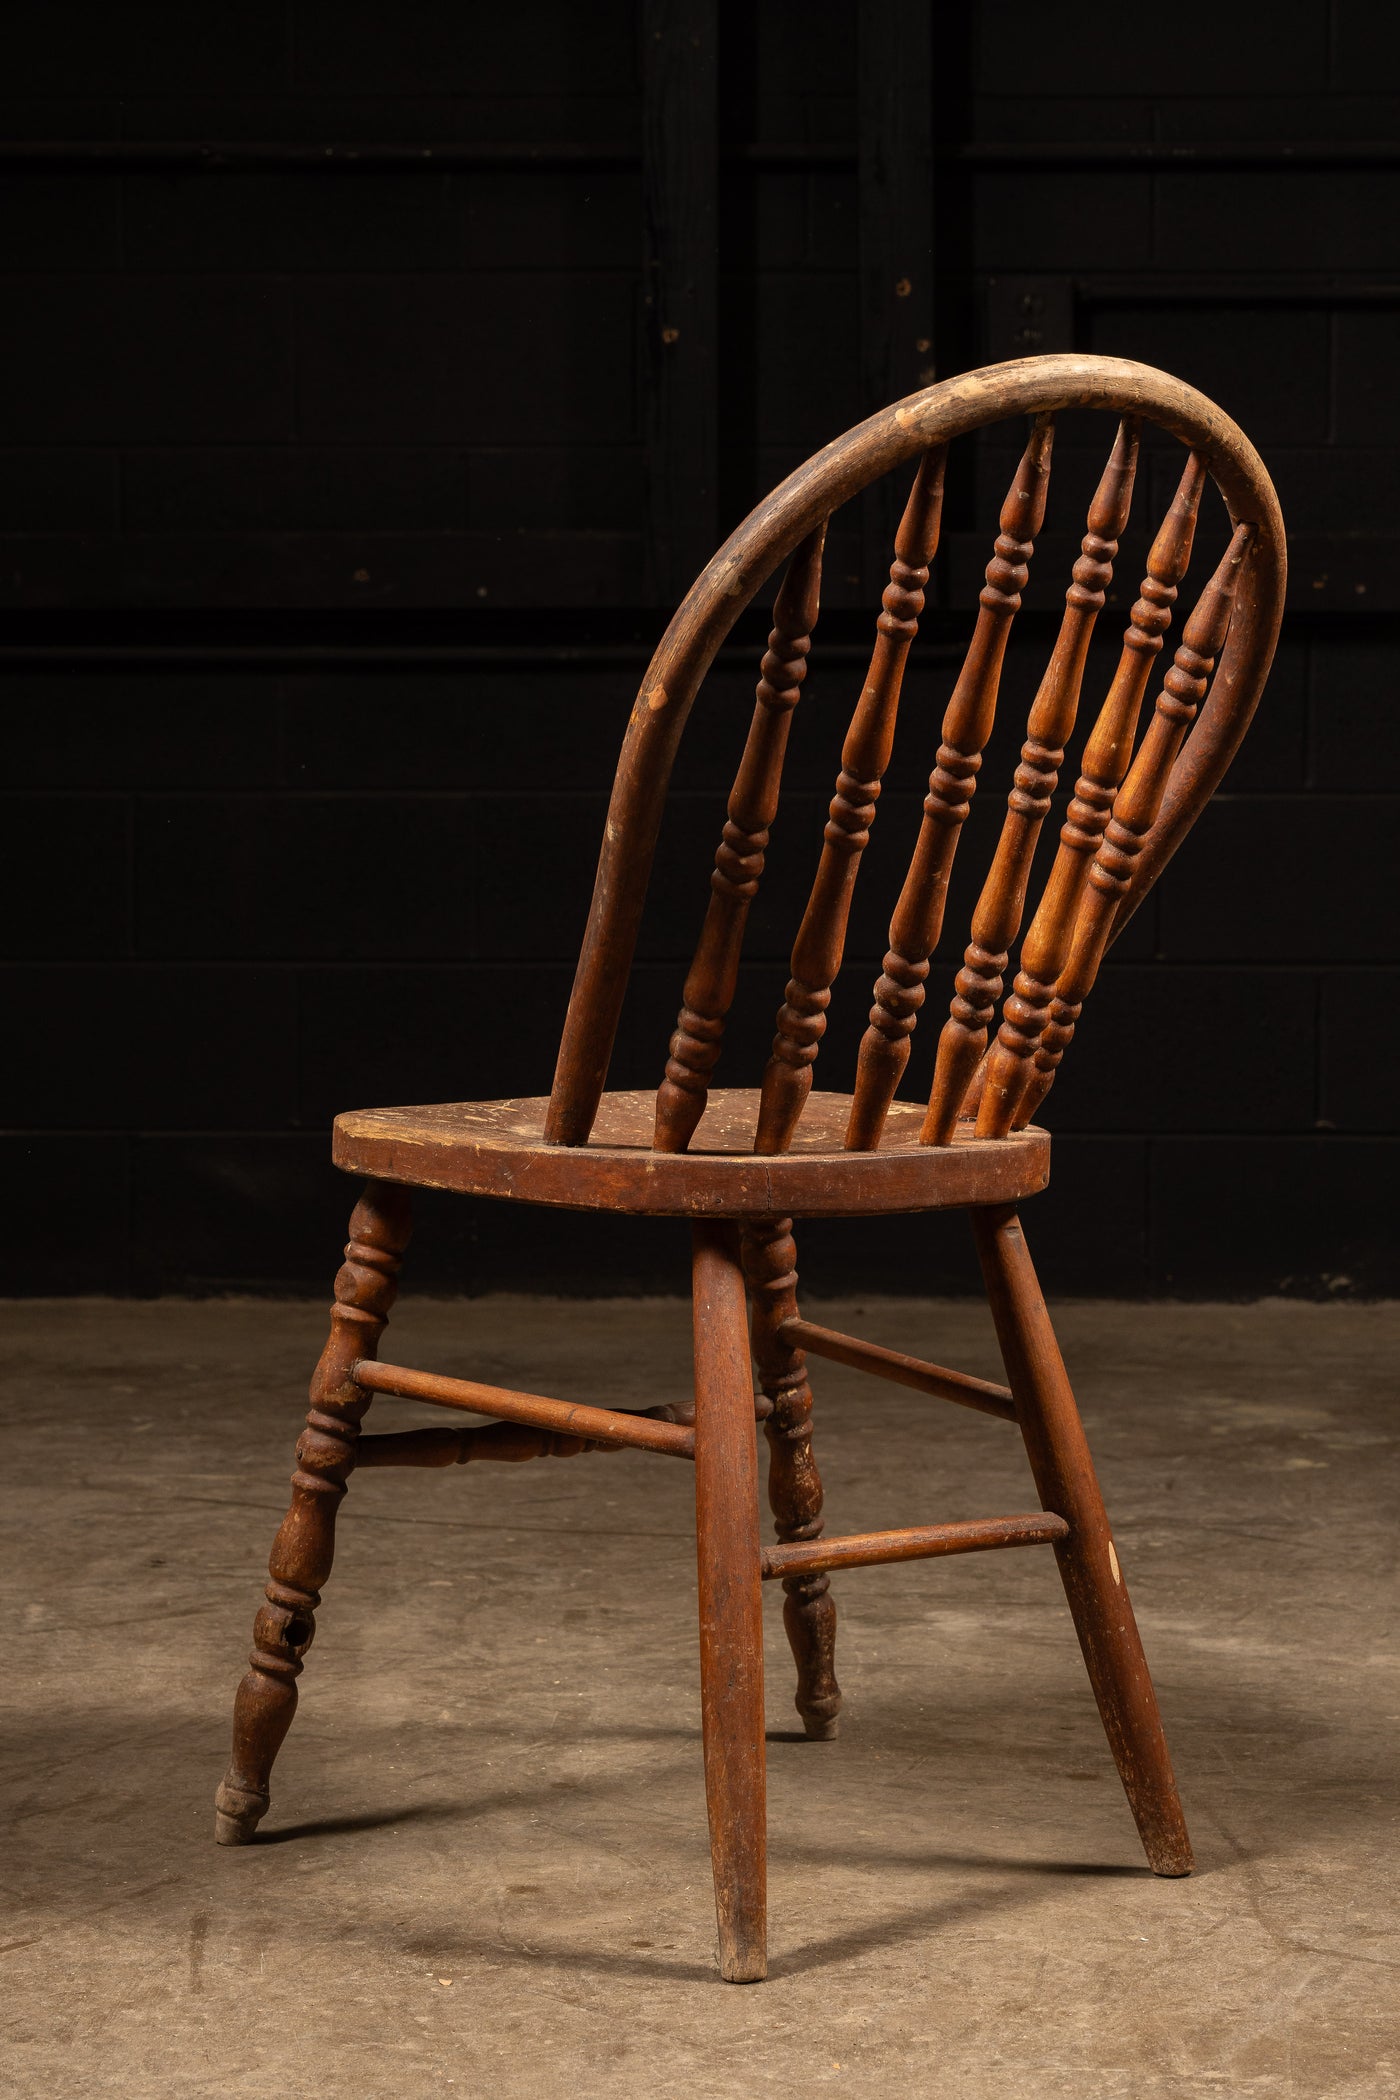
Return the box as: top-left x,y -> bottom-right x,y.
214,353 -> 1285,1983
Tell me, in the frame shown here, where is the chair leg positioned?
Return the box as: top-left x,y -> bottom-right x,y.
742,1217 -> 842,1741
692,1221 -> 768,1983
972,1204 -> 1193,1876
214,1180 -> 412,1844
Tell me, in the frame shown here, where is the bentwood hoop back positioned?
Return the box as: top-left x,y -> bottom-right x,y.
216,355 -> 1286,1984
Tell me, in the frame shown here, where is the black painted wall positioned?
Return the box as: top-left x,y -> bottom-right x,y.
5,2 -> 1399,1297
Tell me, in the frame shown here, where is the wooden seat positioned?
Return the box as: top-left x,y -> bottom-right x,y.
216,352 -> 1286,1984
332,1089 -> 1050,1215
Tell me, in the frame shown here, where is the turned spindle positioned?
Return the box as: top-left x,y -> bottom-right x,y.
742,1218 -> 841,1739
843,417 -> 1055,1151
921,421 -> 1139,1146
354,1421 -> 623,1465
977,453 -> 1208,1138
214,1181 -> 411,1844
754,447 -> 947,1154
655,528 -> 826,1151
1021,522 -> 1251,1120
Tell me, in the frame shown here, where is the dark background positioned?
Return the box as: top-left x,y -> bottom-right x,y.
5,2 -> 1399,1298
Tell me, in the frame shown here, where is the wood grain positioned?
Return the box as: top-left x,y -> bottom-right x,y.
780,1316 -> 1017,1421
1020,522 -> 1251,1122
756,446 -> 947,1153
352,1358 -> 695,1458
977,452 -> 1207,1137
545,355 -> 1284,1150
922,419 -> 1138,1144
220,355 -> 1286,1978
336,1088 -> 1050,1218
973,1204 -> 1193,1876
214,1180 -> 411,1844
692,1221 -> 767,1983
354,1422 -> 628,1466
846,417 -> 1055,1149
762,1512 -> 1068,1577
655,528 -> 825,1152
744,1218 -> 841,1739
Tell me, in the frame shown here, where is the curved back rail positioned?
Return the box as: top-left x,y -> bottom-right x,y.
542,355 -> 1286,1155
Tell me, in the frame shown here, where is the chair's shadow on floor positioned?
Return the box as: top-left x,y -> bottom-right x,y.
765,1861 -> 1148,1980
382,1851 -> 1155,1987
254,1803 -> 458,1845
248,1779 -> 1156,1983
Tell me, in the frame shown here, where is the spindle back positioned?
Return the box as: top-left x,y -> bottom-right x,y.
544,355 -> 1285,1154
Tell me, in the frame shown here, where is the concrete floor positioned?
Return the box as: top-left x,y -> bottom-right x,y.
3,1291 -> 1399,2099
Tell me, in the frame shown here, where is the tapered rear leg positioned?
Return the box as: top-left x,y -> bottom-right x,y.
692,1222 -> 768,1983
214,1180 -> 411,1843
972,1204 -> 1193,1875
742,1217 -> 842,1740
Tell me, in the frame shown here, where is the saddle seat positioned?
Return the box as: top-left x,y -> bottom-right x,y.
332,1088 -> 1051,1217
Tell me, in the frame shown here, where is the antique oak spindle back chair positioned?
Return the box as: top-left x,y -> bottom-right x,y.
216,355 -> 1285,1985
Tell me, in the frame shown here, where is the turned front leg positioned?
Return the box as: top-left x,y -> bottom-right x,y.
214,1180 -> 411,1843
742,1217 -> 842,1741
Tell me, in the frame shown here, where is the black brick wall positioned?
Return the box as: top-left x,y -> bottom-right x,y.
5,1 -> 1399,1297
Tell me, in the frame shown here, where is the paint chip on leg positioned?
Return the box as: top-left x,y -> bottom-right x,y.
1108,1541 -> 1121,1585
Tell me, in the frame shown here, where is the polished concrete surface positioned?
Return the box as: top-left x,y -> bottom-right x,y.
4,1292 -> 1399,2098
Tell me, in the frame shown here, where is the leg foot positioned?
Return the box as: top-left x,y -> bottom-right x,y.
743,1218 -> 842,1741
974,1205 -> 1194,1876
215,1181 -> 411,1841
693,1222 -> 768,1982
214,1781 -> 269,1845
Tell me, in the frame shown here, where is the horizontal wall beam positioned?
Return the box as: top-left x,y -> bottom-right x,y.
3,142 -> 1397,172
0,640 -> 969,671
5,531 -> 1391,614
352,1359 -> 694,1458
762,1512 -> 1068,1578
782,1318 -> 1017,1422
0,141 -> 642,170
961,142 -> 1400,171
